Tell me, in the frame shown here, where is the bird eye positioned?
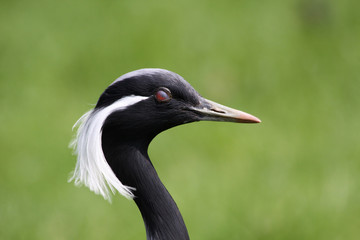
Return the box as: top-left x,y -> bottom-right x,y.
155,88 -> 172,102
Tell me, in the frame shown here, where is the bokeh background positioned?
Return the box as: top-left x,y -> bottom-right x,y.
1,0 -> 359,239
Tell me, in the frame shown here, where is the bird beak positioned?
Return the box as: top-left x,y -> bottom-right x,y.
191,98 -> 261,123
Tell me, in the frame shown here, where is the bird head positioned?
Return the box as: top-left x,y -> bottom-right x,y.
96,68 -> 260,141
69,68 -> 260,201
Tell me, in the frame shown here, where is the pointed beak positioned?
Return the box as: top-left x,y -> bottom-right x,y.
191,98 -> 261,123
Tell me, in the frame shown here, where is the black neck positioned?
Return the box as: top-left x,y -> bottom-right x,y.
102,135 -> 189,240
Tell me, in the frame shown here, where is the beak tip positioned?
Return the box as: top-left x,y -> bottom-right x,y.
238,112 -> 261,124
253,118 -> 261,123
254,117 -> 261,123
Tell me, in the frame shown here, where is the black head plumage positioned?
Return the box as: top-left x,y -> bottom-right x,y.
96,69 -> 200,109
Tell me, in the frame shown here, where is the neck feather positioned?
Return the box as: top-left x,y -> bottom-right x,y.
102,134 -> 189,240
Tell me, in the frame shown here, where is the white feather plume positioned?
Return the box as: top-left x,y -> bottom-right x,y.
69,95 -> 148,202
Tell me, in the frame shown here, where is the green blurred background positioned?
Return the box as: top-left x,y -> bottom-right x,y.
1,0 -> 359,239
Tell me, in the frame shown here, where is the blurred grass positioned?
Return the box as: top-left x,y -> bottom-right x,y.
1,0 -> 359,239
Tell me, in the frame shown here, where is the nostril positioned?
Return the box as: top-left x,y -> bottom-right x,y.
211,108 -> 226,114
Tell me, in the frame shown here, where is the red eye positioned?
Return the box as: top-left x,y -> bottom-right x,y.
155,88 -> 172,102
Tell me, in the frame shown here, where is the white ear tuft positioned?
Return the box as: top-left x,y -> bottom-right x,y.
68,95 -> 148,202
